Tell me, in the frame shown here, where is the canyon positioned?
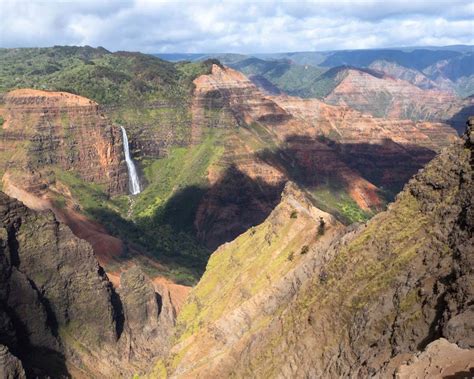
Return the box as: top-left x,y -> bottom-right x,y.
0,58 -> 461,281
160,117 -> 474,378
0,46 -> 472,378
0,111 -> 471,378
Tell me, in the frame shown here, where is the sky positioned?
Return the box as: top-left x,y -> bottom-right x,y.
0,0 -> 473,53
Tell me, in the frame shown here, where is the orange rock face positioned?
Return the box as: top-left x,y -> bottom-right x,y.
324,68 -> 470,127
189,65 -> 459,247
0,89 -> 127,195
0,89 -> 131,272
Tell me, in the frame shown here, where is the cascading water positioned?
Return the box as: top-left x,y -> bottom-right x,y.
120,126 -> 141,195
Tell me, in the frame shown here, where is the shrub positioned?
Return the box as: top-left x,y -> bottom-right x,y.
290,210 -> 298,219
317,217 -> 326,236
287,251 -> 295,261
300,245 -> 309,255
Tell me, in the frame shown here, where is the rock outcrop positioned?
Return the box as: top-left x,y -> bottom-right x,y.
0,192 -> 176,377
395,339 -> 474,379
165,119 -> 473,377
0,345 -> 26,379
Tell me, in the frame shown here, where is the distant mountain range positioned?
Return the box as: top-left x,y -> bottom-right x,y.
155,45 -> 474,99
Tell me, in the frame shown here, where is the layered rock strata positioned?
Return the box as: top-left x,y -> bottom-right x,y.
190,65 -> 458,247
323,67 -> 472,132
0,89 -> 127,195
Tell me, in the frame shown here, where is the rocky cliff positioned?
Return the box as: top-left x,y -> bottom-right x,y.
189,65 -> 458,248
0,192 -> 177,377
0,89 -> 127,196
270,95 -> 458,191
323,67 -> 472,133
165,119 -> 473,378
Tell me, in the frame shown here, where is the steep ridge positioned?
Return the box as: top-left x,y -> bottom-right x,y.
324,68 -> 457,120
0,192 -> 178,377
368,60 -> 452,91
165,119 -> 473,377
270,95 -> 458,191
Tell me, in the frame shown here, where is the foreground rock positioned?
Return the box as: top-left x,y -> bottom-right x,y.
396,339 -> 474,379
0,192 -> 176,377
164,119 -> 473,377
0,345 -> 26,379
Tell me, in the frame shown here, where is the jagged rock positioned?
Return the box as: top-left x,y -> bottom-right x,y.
0,191 -> 120,376
395,338 -> 474,379
118,266 -> 174,363
0,345 -> 26,379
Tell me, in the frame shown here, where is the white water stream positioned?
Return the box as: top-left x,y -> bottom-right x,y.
120,126 -> 141,195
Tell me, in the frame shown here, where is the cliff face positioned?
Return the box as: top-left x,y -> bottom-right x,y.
167,120 -> 473,378
0,192 -> 177,377
270,95 -> 458,191
323,68 -> 472,132
368,60 -> 452,91
0,89 -> 127,196
189,65 -> 458,248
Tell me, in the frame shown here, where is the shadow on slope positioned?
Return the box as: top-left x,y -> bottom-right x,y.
447,101 -> 474,135
257,134 -> 437,221
86,164 -> 283,284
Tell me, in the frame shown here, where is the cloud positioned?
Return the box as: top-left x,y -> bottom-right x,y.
0,0 -> 473,53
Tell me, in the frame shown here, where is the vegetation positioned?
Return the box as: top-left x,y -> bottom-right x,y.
317,217 -> 326,236
54,168 -> 206,285
310,183 -> 373,224
230,57 -> 338,98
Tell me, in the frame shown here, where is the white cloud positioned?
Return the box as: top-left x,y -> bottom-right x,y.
0,0 -> 472,52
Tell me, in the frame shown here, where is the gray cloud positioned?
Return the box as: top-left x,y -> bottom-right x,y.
0,0 -> 473,53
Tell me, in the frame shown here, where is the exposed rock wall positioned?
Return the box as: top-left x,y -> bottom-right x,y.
271,95 -> 458,190
189,65 -> 460,247
323,68 -> 472,132
0,345 -> 26,379
0,89 -> 127,195
0,192 -> 176,377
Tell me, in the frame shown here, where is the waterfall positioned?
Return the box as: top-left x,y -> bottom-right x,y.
120,126 -> 141,195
